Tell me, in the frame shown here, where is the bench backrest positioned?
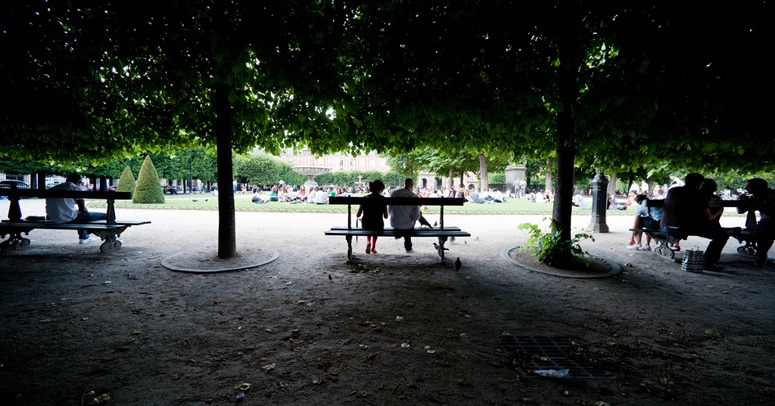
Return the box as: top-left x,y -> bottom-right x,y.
328,196 -> 466,229
0,189 -> 131,200
646,198 -> 750,209
328,196 -> 466,206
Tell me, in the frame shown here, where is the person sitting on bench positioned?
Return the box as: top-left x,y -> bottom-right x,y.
626,194 -> 662,251
661,172 -> 728,271
46,173 -> 107,244
389,178 -> 421,253
357,180 -> 388,254
737,178 -> 775,268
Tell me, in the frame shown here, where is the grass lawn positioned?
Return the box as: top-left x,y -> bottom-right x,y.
96,193 -> 644,216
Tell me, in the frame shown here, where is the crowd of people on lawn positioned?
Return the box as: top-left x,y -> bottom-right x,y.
626,173 -> 774,270
249,181 -> 547,205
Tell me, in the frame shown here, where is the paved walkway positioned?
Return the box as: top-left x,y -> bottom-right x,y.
1,198 -> 769,272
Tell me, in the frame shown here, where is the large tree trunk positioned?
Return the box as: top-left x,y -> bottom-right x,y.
212,2 -> 237,259
478,153 -> 489,191
607,173 -> 618,196
545,157 -> 553,195
214,81 -> 237,258
552,2 -> 581,241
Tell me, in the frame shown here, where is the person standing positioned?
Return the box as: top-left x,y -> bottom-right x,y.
357,180 -> 388,254
738,178 -> 775,267
660,173 -> 728,271
46,173 -> 108,244
389,178 -> 421,253
519,178 -> 527,198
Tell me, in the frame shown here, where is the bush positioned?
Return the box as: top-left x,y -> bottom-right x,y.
133,156 -> 165,204
519,220 -> 594,269
116,166 -> 136,193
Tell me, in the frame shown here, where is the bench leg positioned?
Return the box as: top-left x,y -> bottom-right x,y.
653,240 -> 674,259
0,231 -> 31,250
437,236 -> 447,261
89,226 -> 127,252
345,235 -> 353,260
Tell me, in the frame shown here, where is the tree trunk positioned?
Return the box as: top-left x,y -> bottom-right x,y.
478,153 -> 489,191
214,88 -> 237,258
212,1 -> 237,259
545,158 -> 553,195
552,2 -> 580,241
607,173 -> 617,196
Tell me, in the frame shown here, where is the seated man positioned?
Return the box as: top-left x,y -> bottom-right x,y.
313,186 -> 328,204
737,178 -> 775,267
389,178 -> 421,253
45,173 -> 108,244
661,173 -> 728,271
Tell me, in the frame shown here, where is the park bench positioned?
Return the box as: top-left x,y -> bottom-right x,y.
629,199 -> 758,259
325,196 -> 470,261
0,187 -> 150,252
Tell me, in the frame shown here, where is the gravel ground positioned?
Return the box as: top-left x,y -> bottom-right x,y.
1,199 -> 773,405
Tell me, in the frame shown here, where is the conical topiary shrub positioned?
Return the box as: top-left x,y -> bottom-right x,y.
133,155 -> 165,204
116,166 -> 136,193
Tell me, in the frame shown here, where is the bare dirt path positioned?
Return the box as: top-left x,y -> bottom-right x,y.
1,200 -> 773,405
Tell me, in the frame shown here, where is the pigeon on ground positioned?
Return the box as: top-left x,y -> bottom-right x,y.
433,242 -> 449,251
454,257 -> 462,271
418,215 -> 432,228
433,221 -> 438,227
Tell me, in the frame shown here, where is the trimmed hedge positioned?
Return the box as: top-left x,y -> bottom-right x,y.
133,156 -> 165,204
116,166 -> 136,193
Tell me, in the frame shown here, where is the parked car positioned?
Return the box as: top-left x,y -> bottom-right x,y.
0,180 -> 30,199
0,180 -> 30,189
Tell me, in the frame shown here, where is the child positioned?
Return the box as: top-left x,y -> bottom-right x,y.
357,180 -> 388,254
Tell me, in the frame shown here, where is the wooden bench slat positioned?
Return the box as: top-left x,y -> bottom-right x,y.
646,199 -> 750,209
328,196 -> 466,206
325,229 -> 470,237
328,226 -> 461,232
0,189 -> 131,199
0,222 -> 120,230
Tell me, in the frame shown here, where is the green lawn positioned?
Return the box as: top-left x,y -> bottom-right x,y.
95,193 -> 645,216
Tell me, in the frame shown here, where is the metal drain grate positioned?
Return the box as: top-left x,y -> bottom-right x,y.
500,335 -> 614,379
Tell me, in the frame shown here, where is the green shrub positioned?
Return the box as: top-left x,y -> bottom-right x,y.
519,220 -> 593,269
133,156 -> 165,204
116,166 -> 136,193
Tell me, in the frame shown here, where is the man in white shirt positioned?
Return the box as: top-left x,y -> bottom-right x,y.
313,187 -> 328,204
46,173 -> 107,244
389,178 -> 421,253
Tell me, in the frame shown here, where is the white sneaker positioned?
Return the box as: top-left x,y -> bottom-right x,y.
639,246 -> 652,251
79,236 -> 94,244
626,244 -> 639,250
